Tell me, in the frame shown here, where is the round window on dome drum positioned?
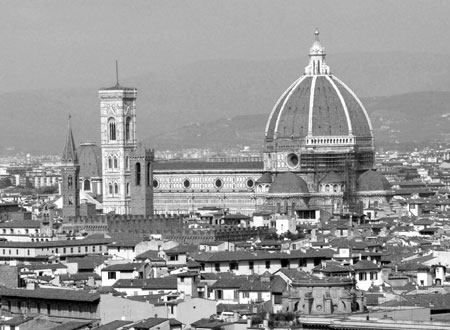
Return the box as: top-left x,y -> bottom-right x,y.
214,178 -> 223,189
246,178 -> 254,188
183,179 -> 191,189
153,179 -> 159,189
287,153 -> 299,168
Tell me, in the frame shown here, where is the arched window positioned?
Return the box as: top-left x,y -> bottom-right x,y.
84,179 -> 90,191
113,157 -> 118,169
126,183 -> 130,196
136,163 -> 141,186
125,117 -> 131,141
126,156 -> 129,170
147,163 -> 151,186
108,157 -> 112,169
333,184 -> 338,192
68,176 -> 73,189
114,183 -> 119,194
108,119 -> 116,141
108,183 -> 113,195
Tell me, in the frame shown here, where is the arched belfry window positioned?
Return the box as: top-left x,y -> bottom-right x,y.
136,162 -> 141,186
126,183 -> 130,196
108,183 -> 113,195
108,118 -> 116,141
125,117 -> 131,141
126,156 -> 130,170
84,179 -> 90,191
113,157 -> 118,169
114,183 -> 119,194
68,176 -> 73,189
147,163 -> 151,186
108,157 -> 112,169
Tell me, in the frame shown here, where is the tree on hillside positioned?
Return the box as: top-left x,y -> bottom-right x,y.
0,178 -> 12,189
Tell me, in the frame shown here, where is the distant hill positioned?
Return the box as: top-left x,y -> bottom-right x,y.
1,51 -> 450,154
146,91 -> 450,150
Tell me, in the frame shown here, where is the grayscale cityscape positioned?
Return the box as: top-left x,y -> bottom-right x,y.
0,1 -> 450,329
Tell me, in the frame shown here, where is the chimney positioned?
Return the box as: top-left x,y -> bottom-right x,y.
87,276 -> 95,287
26,282 -> 36,290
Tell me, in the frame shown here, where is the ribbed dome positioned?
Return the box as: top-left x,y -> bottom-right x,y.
265,30 -> 372,142
268,172 -> 309,194
78,143 -> 102,178
265,75 -> 372,141
357,170 -> 391,191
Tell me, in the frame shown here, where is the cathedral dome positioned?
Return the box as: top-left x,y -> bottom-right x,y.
265,30 -> 373,142
357,170 -> 391,191
78,142 -> 102,178
268,172 -> 309,194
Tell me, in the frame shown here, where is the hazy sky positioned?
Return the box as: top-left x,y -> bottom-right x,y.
1,0 -> 449,92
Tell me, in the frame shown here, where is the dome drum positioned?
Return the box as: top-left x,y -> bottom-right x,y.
264,149 -> 374,175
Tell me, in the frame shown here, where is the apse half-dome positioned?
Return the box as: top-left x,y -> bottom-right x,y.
268,172 -> 309,194
357,170 -> 391,191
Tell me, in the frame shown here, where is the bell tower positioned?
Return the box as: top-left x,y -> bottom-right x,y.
99,73 -> 137,214
61,116 -> 80,218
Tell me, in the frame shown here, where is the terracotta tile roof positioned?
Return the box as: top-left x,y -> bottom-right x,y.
164,244 -> 198,255
60,272 -> 101,281
276,268 -> 309,282
135,250 -> 164,262
0,315 -> 34,326
239,280 -> 271,292
154,161 -> 263,171
352,260 -> 380,270
93,320 -> 133,330
102,262 -> 143,272
143,276 -> 178,290
396,261 -> 430,272
0,287 -> 100,302
50,320 -> 94,330
223,213 -> 250,220
314,263 -> 352,273
67,255 -> 109,270
131,318 -> 168,329
191,318 -> 232,329
20,262 -> 67,271
380,293 -> 450,311
0,220 -> 41,228
0,238 -> 112,248
199,241 -> 226,246
194,249 -> 334,263
211,276 -> 250,289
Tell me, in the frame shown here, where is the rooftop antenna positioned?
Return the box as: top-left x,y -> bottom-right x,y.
115,60 -> 119,86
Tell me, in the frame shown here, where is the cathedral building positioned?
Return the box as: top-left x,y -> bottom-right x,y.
72,30 -> 392,218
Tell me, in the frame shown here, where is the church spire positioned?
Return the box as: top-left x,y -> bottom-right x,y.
62,114 -> 78,163
305,28 -> 330,76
